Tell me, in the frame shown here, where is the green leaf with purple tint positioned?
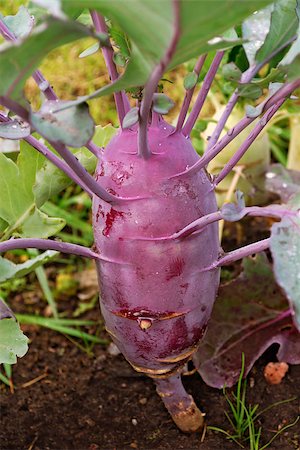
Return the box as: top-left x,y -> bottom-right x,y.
270,214 -> 300,329
0,6 -> 34,39
0,120 -> 30,140
31,101 -> 95,148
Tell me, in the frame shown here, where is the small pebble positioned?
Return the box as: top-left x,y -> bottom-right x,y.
107,342 -> 121,356
132,418 -> 138,426
139,397 -> 147,405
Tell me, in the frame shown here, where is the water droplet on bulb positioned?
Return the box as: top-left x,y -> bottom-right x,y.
266,172 -> 276,179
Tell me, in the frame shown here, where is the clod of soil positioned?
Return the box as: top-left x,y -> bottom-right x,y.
264,362 -> 289,385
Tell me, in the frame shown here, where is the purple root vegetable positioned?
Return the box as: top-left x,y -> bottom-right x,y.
92,118 -> 220,432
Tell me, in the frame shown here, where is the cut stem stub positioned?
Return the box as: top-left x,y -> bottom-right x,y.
154,374 -> 205,433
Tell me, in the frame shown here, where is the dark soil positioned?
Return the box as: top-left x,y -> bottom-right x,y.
1,218 -> 300,450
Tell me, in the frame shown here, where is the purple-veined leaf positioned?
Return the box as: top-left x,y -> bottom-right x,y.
193,253 -> 300,388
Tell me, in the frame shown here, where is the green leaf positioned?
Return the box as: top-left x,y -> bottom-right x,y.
152,93 -> 174,114
183,72 -> 198,90
238,83 -> 263,99
59,0 -> 271,105
0,250 -> 58,283
242,5 -> 272,65
279,6 -> 300,81
113,51 -> 127,67
31,0 -> 66,18
34,124 -> 117,206
0,120 -> 30,140
0,17 -> 95,103
31,101 -> 95,148
0,143 -> 65,239
122,107 -> 139,129
0,5 -> 34,39
110,24 -> 131,58
222,62 -> 242,81
256,0 -> 299,63
0,298 -> 29,364
0,319 -> 29,364
79,41 -> 100,58
251,68 -> 284,88
245,82 -> 283,117
270,215 -> 300,329
28,0 -> 83,25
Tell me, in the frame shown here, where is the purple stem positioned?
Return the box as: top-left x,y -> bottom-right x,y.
0,111 -> 93,196
0,238 -> 100,260
205,66 -> 256,151
173,211 -> 222,239
50,142 -> 119,203
214,99 -> 285,186
32,70 -> 57,101
0,18 -> 57,101
182,51 -> 225,137
175,54 -> 207,132
0,96 -> 124,203
0,17 -> 15,40
90,10 -> 130,125
171,79 -> 300,179
0,112 -> 95,195
213,238 -> 270,268
0,15 -> 103,158
206,35 -> 297,152
86,140 -> 102,157
171,204 -> 294,240
138,0 -> 181,159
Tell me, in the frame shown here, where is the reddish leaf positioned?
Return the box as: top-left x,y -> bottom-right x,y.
193,253 -> 300,388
